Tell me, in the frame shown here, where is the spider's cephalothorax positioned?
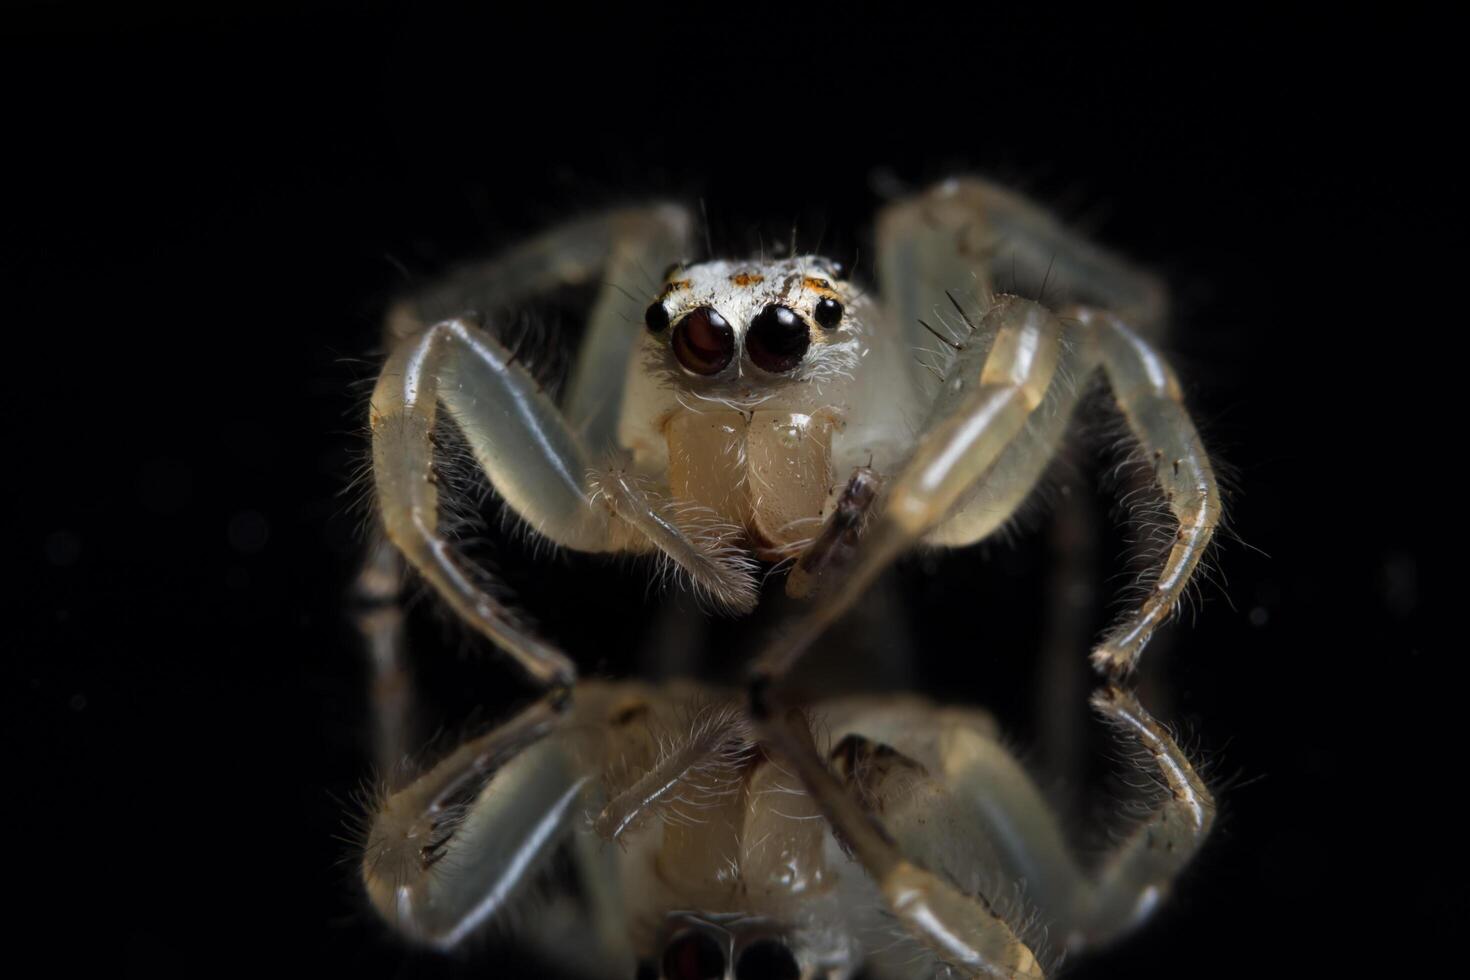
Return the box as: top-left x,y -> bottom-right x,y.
622,257 -> 881,563
357,178 -> 1222,978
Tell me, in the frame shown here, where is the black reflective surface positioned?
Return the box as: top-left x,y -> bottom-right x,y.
9,7 -> 1445,978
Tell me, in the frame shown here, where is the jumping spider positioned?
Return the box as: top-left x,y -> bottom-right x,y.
355,177 -> 1220,979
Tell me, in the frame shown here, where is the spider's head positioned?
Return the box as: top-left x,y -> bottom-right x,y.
642,258 -> 863,391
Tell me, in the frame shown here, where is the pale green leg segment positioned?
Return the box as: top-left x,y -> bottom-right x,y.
1071,686 -> 1216,948
361,698 -> 587,949
877,177 -> 1168,340
870,689 -> 1214,957
755,705 -> 1048,979
756,296 -> 1067,681
368,205 -> 762,686
1079,307 -> 1221,676
371,318 -> 600,687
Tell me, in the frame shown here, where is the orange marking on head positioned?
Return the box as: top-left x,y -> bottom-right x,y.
802,276 -> 835,293
660,279 -> 692,298
731,272 -> 765,287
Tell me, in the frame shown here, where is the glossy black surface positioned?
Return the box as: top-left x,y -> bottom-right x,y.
9,7 -> 1445,978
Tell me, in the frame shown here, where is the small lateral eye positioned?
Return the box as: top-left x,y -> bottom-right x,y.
747,304 -> 811,374
672,306 -> 735,375
736,938 -> 799,980
814,297 -> 844,329
663,930 -> 725,980
645,301 -> 671,333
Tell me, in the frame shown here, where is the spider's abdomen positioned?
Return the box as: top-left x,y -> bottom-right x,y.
665,407 -> 841,559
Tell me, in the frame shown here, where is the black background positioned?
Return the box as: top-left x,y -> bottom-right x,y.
9,6 -> 1445,977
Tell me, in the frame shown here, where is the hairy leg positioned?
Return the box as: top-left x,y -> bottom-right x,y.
826,687 -> 1214,958
758,305 -> 1216,682
1076,307 -> 1220,676
373,316 -> 758,685
876,177 -> 1168,344
361,695 -> 579,948
589,468 -> 759,612
371,316 -> 602,687
921,297 -> 1097,548
1071,685 -> 1215,949
389,205 -> 689,452
751,700 -> 1047,979
753,295 -> 1066,683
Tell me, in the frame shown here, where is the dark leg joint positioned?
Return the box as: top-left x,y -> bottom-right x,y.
788,466 -> 882,599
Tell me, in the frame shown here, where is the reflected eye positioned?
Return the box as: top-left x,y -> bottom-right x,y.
662,930 -> 725,980
736,938 -> 799,980
747,304 -> 810,374
672,307 -> 735,375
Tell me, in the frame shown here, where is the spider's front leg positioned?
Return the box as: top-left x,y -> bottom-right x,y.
756,295 -> 1066,681
372,316 -> 594,687
371,315 -> 758,687
750,296 -> 1070,977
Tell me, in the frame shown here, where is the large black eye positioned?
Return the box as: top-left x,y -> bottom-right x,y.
672,306 -> 735,375
645,301 -> 670,333
814,297 -> 843,329
736,938 -> 799,980
747,304 -> 810,373
662,930 -> 725,980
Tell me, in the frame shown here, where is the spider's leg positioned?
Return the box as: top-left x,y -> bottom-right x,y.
752,296 -> 1066,684
877,177 -> 1168,342
811,688 -> 1213,963
590,697 -> 753,843
823,701 -> 1085,971
361,694 -> 588,949
1070,685 -> 1215,950
353,529 -> 623,959
562,208 -> 691,453
1076,306 -> 1221,676
373,316 -> 757,686
784,465 -> 882,600
750,700 -> 1047,979
920,310 -> 1096,548
392,205 -> 687,334
372,317 -> 601,688
587,469 -> 760,612
391,204 -> 691,453
352,531 -> 417,784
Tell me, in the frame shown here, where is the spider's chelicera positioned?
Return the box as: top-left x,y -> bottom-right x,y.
355,178 -> 1221,979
